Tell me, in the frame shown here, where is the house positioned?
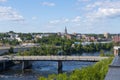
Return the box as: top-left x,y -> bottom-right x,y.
104,32 -> 110,39
16,37 -> 22,42
76,34 -> 82,40
66,34 -> 72,39
7,32 -> 22,42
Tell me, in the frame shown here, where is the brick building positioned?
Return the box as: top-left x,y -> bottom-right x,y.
113,35 -> 120,43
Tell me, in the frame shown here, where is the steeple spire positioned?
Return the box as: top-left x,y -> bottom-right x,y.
65,26 -> 67,34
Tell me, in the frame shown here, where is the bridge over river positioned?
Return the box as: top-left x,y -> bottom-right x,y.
0,56 -> 108,73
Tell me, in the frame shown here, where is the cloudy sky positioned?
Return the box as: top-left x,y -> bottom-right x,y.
0,0 -> 120,33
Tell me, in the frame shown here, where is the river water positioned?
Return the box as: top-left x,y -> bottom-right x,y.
0,61 -> 95,80
0,52 -> 103,80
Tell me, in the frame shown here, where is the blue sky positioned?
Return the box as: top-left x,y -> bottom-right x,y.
0,0 -> 120,33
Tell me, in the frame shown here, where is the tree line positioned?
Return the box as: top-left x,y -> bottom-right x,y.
17,42 -> 113,56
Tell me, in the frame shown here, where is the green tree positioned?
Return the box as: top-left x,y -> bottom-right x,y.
9,47 -> 14,53
100,49 -> 105,56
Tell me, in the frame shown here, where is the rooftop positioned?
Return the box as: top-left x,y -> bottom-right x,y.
114,46 -> 120,50
105,56 -> 120,80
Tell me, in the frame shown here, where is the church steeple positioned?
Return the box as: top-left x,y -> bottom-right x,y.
65,26 -> 67,34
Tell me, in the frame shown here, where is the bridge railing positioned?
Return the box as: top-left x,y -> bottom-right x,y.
0,56 -> 108,61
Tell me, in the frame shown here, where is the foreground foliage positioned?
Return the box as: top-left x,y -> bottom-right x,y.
38,58 -> 113,80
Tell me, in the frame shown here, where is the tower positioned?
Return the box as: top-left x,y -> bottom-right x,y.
65,26 -> 67,34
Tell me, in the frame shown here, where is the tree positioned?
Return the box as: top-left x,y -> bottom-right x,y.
9,47 -> 14,53
100,49 -> 105,56
39,77 -> 47,80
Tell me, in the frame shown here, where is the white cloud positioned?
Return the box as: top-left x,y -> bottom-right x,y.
85,1 -> 120,10
85,2 -> 102,10
41,2 -> 55,7
71,16 -> 81,22
49,16 -> 81,24
85,1 -> 120,21
49,20 -> 60,24
49,18 -> 70,24
86,8 -> 120,22
96,8 -> 120,18
0,6 -> 24,21
0,0 -> 7,2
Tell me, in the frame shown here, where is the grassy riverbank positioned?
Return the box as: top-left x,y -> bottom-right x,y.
38,57 -> 113,80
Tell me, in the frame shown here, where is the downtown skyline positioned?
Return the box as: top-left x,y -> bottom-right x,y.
0,0 -> 120,33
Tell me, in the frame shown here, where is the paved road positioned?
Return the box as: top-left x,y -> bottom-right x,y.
0,46 -> 35,55
0,46 -> 34,49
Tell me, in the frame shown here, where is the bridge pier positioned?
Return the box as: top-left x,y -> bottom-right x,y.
21,61 -> 32,70
22,61 -> 24,70
3,61 -> 6,70
58,61 -> 63,73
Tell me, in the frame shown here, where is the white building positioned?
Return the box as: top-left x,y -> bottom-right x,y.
16,37 -> 22,42
114,46 -> 120,56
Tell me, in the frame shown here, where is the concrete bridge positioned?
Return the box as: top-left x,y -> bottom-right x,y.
0,56 -> 108,73
0,56 -> 108,61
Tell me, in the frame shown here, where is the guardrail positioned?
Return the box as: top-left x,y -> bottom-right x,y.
0,56 -> 108,61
